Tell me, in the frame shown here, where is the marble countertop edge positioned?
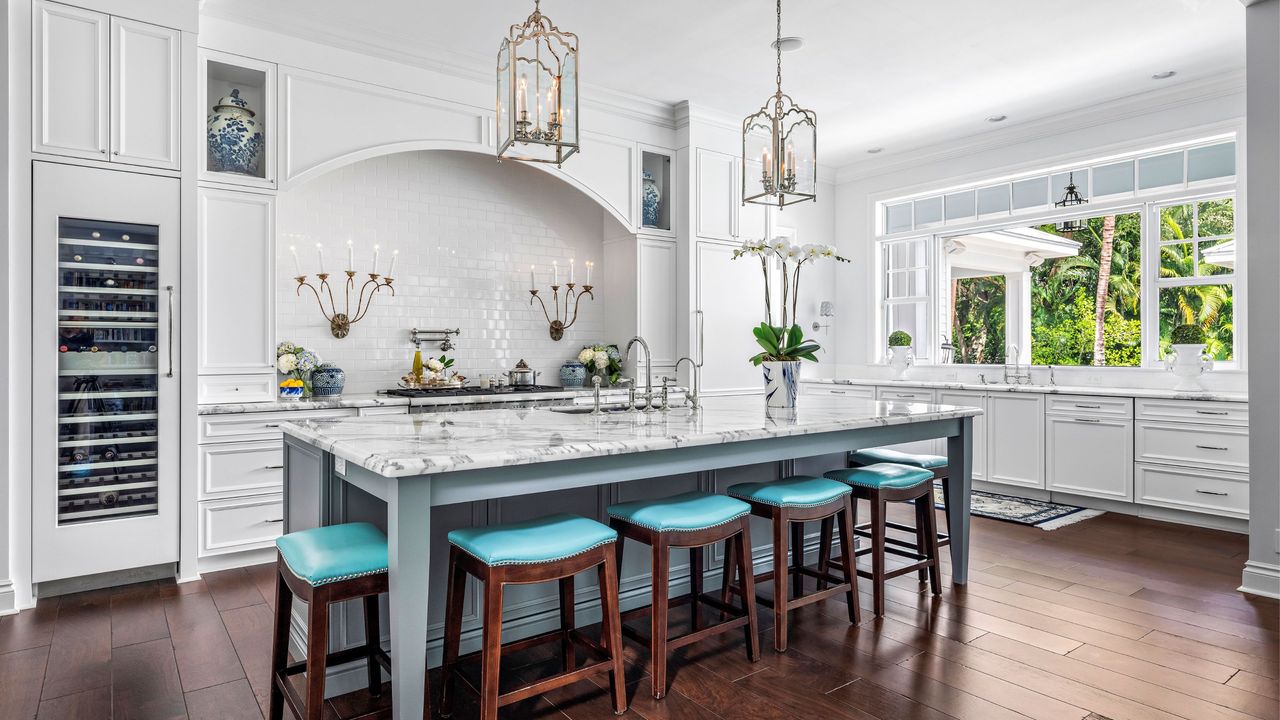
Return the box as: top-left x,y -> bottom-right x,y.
803,377 -> 1248,403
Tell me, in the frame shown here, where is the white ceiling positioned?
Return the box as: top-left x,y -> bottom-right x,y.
204,0 -> 1246,169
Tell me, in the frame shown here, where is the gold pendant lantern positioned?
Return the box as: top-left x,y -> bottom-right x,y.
742,0 -> 817,208
497,0 -> 579,167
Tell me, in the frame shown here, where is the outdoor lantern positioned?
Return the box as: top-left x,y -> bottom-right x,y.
1055,171 -> 1089,233
742,0 -> 817,209
497,0 -> 579,167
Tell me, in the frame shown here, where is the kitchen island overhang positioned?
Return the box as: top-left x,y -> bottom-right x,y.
279,395 -> 981,720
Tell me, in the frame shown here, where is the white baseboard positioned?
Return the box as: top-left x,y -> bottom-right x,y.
196,547 -> 276,574
1239,560 -> 1280,599
0,581 -> 16,616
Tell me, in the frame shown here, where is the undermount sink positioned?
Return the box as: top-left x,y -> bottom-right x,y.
549,403 -> 646,415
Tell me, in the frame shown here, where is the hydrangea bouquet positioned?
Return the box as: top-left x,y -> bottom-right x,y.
276,341 -> 322,398
578,344 -> 622,386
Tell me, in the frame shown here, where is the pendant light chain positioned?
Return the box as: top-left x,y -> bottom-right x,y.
775,0 -> 783,99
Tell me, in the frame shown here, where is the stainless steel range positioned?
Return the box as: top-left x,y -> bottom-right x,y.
382,384 -> 564,399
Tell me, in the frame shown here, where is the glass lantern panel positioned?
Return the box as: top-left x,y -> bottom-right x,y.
779,109 -> 816,201
496,41 -> 514,155
558,46 -> 578,148
742,111 -> 774,203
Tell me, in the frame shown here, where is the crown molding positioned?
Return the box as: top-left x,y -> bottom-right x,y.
199,2 -> 679,129
834,69 -> 1246,186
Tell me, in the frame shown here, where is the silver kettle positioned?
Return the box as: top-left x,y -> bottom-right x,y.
506,359 -> 539,386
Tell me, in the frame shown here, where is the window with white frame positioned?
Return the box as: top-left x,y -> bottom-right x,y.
880,236 -> 932,363
1152,195 -> 1236,361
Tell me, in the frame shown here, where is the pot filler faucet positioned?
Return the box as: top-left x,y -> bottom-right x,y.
622,336 -> 654,412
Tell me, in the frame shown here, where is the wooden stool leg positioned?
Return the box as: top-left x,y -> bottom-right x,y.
304,588 -> 330,720
650,538 -> 671,700
362,594 -> 382,696
914,498 -> 930,584
719,534 -> 738,622
559,575 -> 576,673
440,549 -> 467,718
696,543 -> 706,627
598,545 -> 628,715
771,509 -> 789,652
836,500 -> 861,625
736,518 -> 760,663
940,475 -> 952,536
920,495 -> 943,595
479,575 -> 505,720
817,517 -> 834,590
790,520 -> 805,599
269,569 -> 292,720
870,495 -> 887,617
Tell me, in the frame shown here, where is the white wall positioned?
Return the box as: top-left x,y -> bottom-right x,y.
1243,0 -> 1280,598
829,80 -> 1246,390
275,150 -> 622,395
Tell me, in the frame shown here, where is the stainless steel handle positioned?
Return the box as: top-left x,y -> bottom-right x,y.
1195,445 -> 1228,451
1196,410 -> 1229,415
1074,404 -> 1101,409
165,285 -> 174,378
695,309 -> 705,367
829,390 -> 847,395
894,393 -> 918,398
264,423 -> 281,428
1074,418 -> 1101,423
264,464 -> 285,470
1194,489 -> 1228,496
264,518 -> 285,523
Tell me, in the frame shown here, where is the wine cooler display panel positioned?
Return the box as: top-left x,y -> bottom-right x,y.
57,218 -> 161,525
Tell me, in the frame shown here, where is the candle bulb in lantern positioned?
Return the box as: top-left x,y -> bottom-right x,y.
372,244 -> 380,275
346,239 -> 354,272
517,75 -> 528,117
315,243 -> 325,275
290,245 -> 302,277
786,143 -> 795,176
387,249 -> 398,278
762,147 -> 771,180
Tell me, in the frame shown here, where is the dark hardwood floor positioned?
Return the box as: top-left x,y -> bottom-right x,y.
1,509 -> 1276,719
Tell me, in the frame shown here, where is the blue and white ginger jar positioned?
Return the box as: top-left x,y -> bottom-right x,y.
559,361 -> 587,388
310,363 -> 346,397
642,170 -> 662,227
207,89 -> 264,175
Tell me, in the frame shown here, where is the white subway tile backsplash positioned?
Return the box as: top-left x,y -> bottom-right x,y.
276,151 -> 614,395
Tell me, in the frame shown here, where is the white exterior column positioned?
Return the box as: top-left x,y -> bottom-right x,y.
1004,272 -> 1032,364
1242,0 -> 1280,598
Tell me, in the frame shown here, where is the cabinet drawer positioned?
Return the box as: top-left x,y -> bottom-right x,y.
806,384 -> 875,400
198,494 -> 284,557
1135,463 -> 1248,518
198,441 -> 283,500
1046,395 -> 1133,419
876,386 -> 936,403
357,406 -> 410,416
198,374 -> 275,404
198,409 -> 358,444
1136,421 -> 1249,473
1136,398 -> 1248,426
1046,416 -> 1133,501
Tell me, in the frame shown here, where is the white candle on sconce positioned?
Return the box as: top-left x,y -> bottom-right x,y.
372,244 -> 380,275
529,265 -> 536,290
387,249 -> 398,278
586,260 -> 592,285
569,258 -> 575,284
315,243 -> 325,275
290,245 -> 302,277
552,260 -> 559,286
346,239 -> 354,272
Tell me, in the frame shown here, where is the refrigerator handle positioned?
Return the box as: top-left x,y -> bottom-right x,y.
165,285 -> 175,378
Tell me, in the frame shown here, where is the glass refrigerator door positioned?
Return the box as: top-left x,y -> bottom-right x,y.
56,218 -> 162,524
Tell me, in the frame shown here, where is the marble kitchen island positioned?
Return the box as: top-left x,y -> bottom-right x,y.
280,395 -> 981,719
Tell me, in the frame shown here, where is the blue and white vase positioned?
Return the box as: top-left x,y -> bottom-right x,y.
559,361 -> 587,388
642,170 -> 662,227
311,363 -> 346,397
207,89 -> 264,176
762,360 -> 801,409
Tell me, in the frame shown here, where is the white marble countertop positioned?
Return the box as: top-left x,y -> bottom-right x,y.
197,387 -> 672,415
279,394 -> 982,478
803,377 -> 1248,403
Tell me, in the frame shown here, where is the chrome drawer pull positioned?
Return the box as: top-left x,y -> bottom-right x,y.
830,390 -> 847,394
1195,445 -> 1228,451
264,464 -> 285,469
1194,489 -> 1228,496
1195,410 -> 1229,415
264,518 -> 284,523
1074,418 -> 1101,423
1074,404 -> 1101,409
264,423 -> 280,428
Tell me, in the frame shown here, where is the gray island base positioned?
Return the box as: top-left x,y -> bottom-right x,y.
281,395 -> 980,720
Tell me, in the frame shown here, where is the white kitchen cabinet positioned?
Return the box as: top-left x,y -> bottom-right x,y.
1046,414 -> 1133,501
804,383 -> 875,400
603,235 -> 677,372
938,389 -> 987,481
987,392 -> 1045,489
695,149 -> 736,241
696,241 -> 767,395
1136,421 -> 1249,473
33,2 -> 180,169
875,385 -> 943,455
110,17 -> 180,169
197,189 -> 275,385
33,1 -> 110,160
1134,463 -> 1248,519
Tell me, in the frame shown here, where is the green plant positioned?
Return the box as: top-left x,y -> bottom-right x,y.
437,355 -> 455,370
749,323 -> 819,366
1170,324 -> 1206,345
887,330 -> 912,347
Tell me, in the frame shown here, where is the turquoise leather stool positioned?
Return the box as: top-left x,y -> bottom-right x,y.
440,514 -> 626,720
849,446 -> 952,550
822,463 -> 942,616
607,491 -> 759,699
724,476 -> 859,651
269,522 -> 391,720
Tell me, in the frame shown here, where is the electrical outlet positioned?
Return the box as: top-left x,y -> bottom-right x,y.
334,456 -> 347,476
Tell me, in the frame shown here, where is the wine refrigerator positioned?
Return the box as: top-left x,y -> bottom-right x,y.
33,162 -> 181,583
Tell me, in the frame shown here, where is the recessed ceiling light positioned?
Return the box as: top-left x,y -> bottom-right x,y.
986,114 -> 1007,123
1151,70 -> 1177,80
866,147 -> 884,154
771,36 -> 804,52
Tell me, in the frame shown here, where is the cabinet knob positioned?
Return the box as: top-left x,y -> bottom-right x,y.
112,150 -> 120,155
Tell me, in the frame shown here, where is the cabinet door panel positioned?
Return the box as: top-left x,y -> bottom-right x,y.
938,390 -> 987,481
697,241 -> 764,394
987,393 -> 1044,489
637,238 -> 677,365
198,190 -> 275,375
110,18 -> 180,169
1046,416 -> 1133,500
33,1 -> 110,159
696,150 -> 736,240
